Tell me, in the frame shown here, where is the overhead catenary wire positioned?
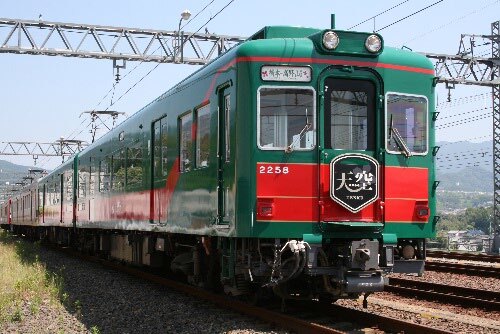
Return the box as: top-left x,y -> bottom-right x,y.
399,0 -> 500,45
101,0 -> 238,117
376,0 -> 445,32
66,0 -> 226,145
436,112 -> 491,129
437,92 -> 492,109
347,0 -> 412,30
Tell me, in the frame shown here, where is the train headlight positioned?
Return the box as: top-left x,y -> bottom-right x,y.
323,31 -> 339,50
365,34 -> 382,53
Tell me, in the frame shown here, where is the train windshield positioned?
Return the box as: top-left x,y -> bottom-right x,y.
258,87 -> 316,150
386,93 -> 428,155
324,79 -> 375,151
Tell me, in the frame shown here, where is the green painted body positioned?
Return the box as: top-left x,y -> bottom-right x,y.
31,26 -> 436,246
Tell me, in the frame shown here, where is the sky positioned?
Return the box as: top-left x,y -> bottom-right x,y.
0,0 -> 499,171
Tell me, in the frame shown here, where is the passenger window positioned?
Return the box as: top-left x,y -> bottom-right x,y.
112,150 -> 125,192
196,104 -> 210,168
224,95 -> 230,162
65,172 -> 73,202
127,145 -> 143,188
78,168 -> 87,199
258,87 -> 315,150
179,113 -> 193,172
99,158 -> 110,192
386,93 -> 428,155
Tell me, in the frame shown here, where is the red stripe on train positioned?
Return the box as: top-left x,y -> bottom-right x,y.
256,163 -> 429,223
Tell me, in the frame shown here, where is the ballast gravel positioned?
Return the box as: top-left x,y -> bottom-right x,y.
0,246 -> 287,334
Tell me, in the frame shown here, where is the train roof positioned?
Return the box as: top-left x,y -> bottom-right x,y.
76,25 -> 434,159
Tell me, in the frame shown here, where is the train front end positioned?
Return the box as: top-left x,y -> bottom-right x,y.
235,26 -> 436,301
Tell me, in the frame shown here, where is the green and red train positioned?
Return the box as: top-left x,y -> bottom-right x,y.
1,23 -> 436,303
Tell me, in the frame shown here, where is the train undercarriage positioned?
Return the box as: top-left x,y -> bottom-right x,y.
2,224 -> 426,306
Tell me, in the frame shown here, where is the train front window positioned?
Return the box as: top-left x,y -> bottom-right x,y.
324,79 -> 375,151
258,87 -> 315,150
386,93 -> 428,155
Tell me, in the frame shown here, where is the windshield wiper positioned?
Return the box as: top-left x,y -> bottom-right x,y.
389,115 -> 412,158
286,108 -> 312,153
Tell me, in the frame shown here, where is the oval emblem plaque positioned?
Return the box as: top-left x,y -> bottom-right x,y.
330,153 -> 379,213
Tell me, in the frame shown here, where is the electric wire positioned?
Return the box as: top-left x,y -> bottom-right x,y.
101,0 -> 237,117
400,0 -> 498,45
438,106 -> 490,120
54,0 -> 223,150
437,159 -> 491,170
347,0 -> 411,30
437,92 -> 492,109
438,135 -> 492,145
436,112 -> 491,129
376,0 -> 445,32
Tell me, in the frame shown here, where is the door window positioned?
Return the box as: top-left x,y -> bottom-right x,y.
179,113 -> 193,172
196,104 -> 210,168
324,79 -> 375,151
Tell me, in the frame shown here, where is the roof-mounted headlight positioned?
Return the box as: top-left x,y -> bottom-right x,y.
365,34 -> 382,53
323,31 -> 339,50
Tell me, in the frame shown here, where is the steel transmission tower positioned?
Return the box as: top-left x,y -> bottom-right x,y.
423,21 -> 500,252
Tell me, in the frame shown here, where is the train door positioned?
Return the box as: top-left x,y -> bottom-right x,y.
151,115 -> 168,224
318,69 -> 383,223
216,84 -> 232,226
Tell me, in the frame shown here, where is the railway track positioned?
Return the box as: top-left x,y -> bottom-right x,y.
425,260 -> 500,278
386,277 -> 500,311
427,250 -> 500,263
56,246 -> 452,334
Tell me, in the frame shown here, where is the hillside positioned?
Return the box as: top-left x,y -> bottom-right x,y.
436,140 -> 492,193
0,160 -> 42,200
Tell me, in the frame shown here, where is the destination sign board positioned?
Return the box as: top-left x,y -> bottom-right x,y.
261,66 -> 311,82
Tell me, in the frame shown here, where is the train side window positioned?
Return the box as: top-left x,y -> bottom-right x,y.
179,112 -> 193,172
257,86 -> 316,150
56,178 -> 62,204
89,158 -> 97,196
99,159 -> 110,192
65,171 -> 73,202
127,145 -> 143,188
111,149 -> 125,192
79,166 -> 87,199
386,93 -> 428,155
224,94 -> 230,162
196,104 -> 210,168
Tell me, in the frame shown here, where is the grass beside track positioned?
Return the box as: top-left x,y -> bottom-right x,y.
0,229 -> 65,324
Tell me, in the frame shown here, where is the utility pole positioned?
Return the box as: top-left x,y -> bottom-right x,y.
423,21 -> 500,253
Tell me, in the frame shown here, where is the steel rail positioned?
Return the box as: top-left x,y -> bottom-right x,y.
54,245 -> 454,334
425,261 -> 500,278
58,248 -> 345,334
387,277 -> 500,311
427,250 -> 500,263
313,302 -> 453,334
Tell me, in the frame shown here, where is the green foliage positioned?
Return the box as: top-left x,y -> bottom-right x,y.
91,325 -> 101,334
437,190 -> 492,212
0,230 -> 66,325
10,305 -> 22,322
436,205 -> 493,235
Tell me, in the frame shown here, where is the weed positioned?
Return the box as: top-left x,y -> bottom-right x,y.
10,306 -> 22,322
30,295 -> 41,315
90,325 -> 101,334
